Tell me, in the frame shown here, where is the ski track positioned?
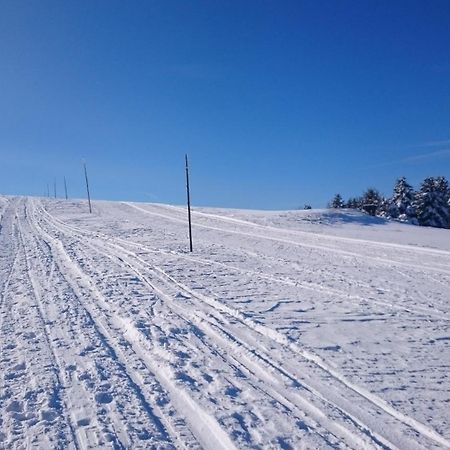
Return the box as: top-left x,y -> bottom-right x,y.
1,195 -> 450,449
37,205 -> 393,449
24,202 -> 191,450
16,206 -> 81,450
35,203 -> 356,448
36,199 -> 450,449
1,200 -> 77,449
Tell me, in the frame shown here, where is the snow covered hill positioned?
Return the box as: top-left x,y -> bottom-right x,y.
1,196 -> 449,449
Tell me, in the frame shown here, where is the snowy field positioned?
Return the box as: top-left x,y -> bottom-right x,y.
1,195 -> 449,450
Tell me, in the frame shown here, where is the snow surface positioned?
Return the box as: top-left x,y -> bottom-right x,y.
1,196 -> 449,449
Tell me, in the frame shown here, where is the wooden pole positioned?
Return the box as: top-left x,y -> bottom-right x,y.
185,154 -> 193,252
54,179 -> 57,198
47,184 -> 50,198
64,176 -> 68,200
83,161 -> 92,213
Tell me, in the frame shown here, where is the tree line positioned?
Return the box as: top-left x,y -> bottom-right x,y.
329,176 -> 450,229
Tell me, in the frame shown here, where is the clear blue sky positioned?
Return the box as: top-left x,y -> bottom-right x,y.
1,0 -> 449,209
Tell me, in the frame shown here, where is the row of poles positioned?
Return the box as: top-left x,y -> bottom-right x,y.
47,176 -> 70,201
45,161 -> 92,214
45,156 -> 193,252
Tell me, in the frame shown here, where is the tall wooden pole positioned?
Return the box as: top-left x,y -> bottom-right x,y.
64,176 -> 68,200
83,161 -> 92,213
54,179 -> 57,198
185,154 -> 193,252
47,183 -> 50,198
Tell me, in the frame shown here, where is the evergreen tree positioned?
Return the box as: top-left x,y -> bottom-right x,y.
330,193 -> 345,208
390,176 -> 416,221
377,197 -> 391,218
361,188 -> 382,215
415,176 -> 450,228
448,197 -> 450,227
346,196 -> 362,209
362,188 -> 382,206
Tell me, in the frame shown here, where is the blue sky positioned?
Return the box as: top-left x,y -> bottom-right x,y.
1,0 -> 449,209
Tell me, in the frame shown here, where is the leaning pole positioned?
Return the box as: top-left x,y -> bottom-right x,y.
185,154 -> 193,252
83,161 -> 92,214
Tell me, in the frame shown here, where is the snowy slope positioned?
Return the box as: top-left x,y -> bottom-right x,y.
1,196 -> 449,449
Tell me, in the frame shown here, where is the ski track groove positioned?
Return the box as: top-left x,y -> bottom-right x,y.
37,200 -> 450,449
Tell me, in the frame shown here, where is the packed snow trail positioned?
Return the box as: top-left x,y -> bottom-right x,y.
1,196 -> 450,449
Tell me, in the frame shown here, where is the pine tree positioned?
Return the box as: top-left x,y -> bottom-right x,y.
434,176 -> 450,228
362,188 -> 382,206
390,176 -> 416,221
377,197 -> 391,218
346,196 -> 362,209
361,188 -> 382,215
448,197 -> 450,227
330,193 -> 345,208
415,176 -> 450,228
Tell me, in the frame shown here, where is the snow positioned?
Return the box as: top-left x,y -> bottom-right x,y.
1,196 -> 450,449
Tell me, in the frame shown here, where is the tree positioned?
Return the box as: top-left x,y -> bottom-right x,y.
415,176 -> 450,228
361,188 -> 382,215
377,197 -> 392,218
346,196 -> 362,209
329,175 -> 449,228
448,197 -> 450,227
390,176 -> 416,221
329,193 -> 345,209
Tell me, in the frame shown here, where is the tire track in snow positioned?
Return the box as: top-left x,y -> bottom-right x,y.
39,202 -> 450,449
